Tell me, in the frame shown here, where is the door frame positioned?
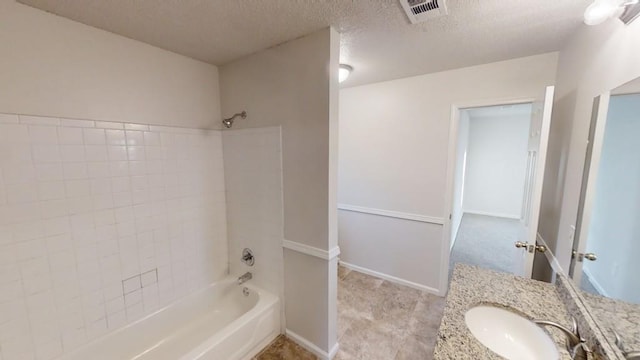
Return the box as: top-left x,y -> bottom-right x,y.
439,97 -> 536,295
569,93 -> 611,284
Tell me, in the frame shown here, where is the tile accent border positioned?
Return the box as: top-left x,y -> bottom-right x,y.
0,112 -> 215,133
337,204 -> 444,225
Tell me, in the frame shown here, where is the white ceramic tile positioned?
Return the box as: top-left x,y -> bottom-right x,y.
20,257 -> 52,294
66,197 -> 93,215
110,177 -> 130,193
92,194 -> 114,210
2,164 -> 36,185
32,145 -> 61,163
140,269 -> 157,287
38,181 -> 66,201
40,199 -> 68,219
84,145 -> 108,162
35,163 -> 64,182
1,116 -> 228,357
12,221 -> 44,243
83,128 -> 106,145
64,179 -> 91,198
6,183 -> 38,204
108,161 -> 129,177
126,146 -> 145,161
107,146 -> 127,161
124,123 -> 149,131
105,296 -> 124,315
60,145 -> 86,162
112,192 -> 133,208
62,163 -> 88,180
125,130 -> 144,146
105,130 -> 126,146
29,125 -> 59,144
90,178 -> 111,195
58,127 -> 84,145
88,162 -> 111,178
106,309 -> 126,330
19,115 -> 59,126
95,121 -> 124,130
0,113 -> 19,124
59,118 -> 94,128
122,276 -> 140,295
143,131 -> 161,146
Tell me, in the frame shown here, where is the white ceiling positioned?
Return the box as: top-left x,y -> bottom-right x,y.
18,0 -> 591,87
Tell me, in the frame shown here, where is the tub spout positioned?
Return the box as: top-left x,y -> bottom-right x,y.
238,272 -> 252,285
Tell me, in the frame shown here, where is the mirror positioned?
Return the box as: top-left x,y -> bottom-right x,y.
570,76 -> 640,356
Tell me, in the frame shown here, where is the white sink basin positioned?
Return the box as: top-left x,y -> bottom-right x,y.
465,305 -> 559,360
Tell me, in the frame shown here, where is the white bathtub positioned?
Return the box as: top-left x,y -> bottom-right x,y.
60,278 -> 280,360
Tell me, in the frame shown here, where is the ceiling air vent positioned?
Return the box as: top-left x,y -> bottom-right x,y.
399,0 -> 448,24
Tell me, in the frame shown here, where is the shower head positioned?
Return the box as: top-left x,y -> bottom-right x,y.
222,111 -> 247,129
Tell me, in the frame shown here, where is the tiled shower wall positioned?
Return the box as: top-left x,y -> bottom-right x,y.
223,127 -> 284,310
0,113 -> 227,359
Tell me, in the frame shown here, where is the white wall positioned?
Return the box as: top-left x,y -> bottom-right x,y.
0,0 -> 221,128
0,114 -> 227,360
583,94 -> 640,303
462,110 -> 530,219
338,52 -> 558,293
0,3 -> 228,359
538,19 -> 640,274
450,112 -> 469,246
223,126 -> 285,318
219,28 -> 339,356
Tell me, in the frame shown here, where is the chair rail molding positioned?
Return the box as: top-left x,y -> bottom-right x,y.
337,204 -> 444,225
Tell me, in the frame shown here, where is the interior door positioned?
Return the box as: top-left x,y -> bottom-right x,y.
517,86 -> 555,278
569,94 -> 611,285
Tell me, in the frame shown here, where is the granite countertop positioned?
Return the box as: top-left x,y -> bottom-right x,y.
582,292 -> 640,353
434,264 -> 580,360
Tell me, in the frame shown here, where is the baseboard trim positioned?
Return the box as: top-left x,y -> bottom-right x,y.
285,329 -> 339,360
282,240 -> 340,261
337,204 -> 444,225
339,260 -> 440,296
463,210 -> 521,220
582,267 -> 609,297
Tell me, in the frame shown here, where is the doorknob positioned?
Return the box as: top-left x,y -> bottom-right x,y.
534,244 -> 547,253
515,241 -> 529,249
574,251 -> 597,262
514,241 -> 536,253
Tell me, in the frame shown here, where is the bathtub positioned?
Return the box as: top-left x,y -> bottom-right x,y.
60,278 -> 280,360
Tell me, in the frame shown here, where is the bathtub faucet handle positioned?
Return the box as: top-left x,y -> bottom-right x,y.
241,248 -> 255,266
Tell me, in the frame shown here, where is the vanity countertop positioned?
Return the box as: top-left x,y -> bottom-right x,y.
582,291 -> 640,352
434,264 -> 577,360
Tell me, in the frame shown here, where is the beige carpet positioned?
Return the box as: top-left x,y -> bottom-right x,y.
449,213 -> 523,278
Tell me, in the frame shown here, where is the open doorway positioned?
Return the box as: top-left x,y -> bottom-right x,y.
448,103 -> 533,277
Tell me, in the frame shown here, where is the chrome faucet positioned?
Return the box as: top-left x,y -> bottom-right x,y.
533,317 -> 591,360
614,330 -> 640,360
238,272 -> 252,285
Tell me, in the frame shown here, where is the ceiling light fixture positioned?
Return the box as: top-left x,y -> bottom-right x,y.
584,0 -> 639,25
339,64 -> 353,83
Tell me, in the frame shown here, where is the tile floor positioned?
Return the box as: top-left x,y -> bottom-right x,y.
257,265 -> 446,359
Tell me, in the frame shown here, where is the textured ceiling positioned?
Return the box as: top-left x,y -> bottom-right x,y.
18,0 -> 591,87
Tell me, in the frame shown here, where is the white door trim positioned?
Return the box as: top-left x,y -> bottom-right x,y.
439,97 -> 536,295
